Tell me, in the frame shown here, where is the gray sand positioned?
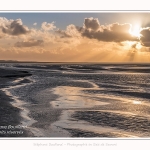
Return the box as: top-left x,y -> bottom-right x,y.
0,68 -> 33,137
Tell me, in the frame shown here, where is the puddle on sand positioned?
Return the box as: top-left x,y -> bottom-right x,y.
49,78 -> 150,137
49,81 -> 140,137
51,86 -> 109,109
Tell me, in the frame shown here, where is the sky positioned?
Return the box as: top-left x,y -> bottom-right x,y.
1,12 -> 150,62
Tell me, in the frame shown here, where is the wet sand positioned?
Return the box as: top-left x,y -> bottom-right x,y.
1,63 -> 150,138
72,111 -> 150,135
48,85 -> 149,138
0,68 -> 33,137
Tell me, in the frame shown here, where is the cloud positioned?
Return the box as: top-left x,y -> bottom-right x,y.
140,28 -> 150,47
14,39 -> 44,47
56,29 -> 71,38
84,17 -> 100,31
131,43 -> 138,49
0,18 -> 30,36
56,24 -> 81,38
41,22 -> 56,31
80,17 -> 138,42
33,22 -> 37,26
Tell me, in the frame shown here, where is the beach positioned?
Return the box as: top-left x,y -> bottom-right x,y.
0,68 -> 32,137
1,63 -> 150,137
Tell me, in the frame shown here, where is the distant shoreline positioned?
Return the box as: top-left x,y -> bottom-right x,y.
1,60 -> 150,65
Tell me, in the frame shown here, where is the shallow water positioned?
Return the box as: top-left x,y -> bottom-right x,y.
1,63 -> 150,137
51,85 -> 108,109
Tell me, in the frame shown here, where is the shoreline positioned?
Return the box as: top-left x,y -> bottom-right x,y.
0,68 -> 33,137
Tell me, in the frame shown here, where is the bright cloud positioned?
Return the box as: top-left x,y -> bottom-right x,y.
41,22 -> 56,31
33,22 -> 37,26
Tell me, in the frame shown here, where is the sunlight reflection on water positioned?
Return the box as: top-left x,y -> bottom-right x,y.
51,86 -> 109,108
133,100 -> 142,104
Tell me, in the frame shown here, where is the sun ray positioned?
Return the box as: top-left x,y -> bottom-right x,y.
129,24 -> 142,38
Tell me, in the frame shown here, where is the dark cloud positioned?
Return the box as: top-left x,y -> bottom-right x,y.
140,28 -> 150,47
84,18 -> 100,31
1,19 -> 30,35
80,18 -> 138,42
14,39 -> 44,47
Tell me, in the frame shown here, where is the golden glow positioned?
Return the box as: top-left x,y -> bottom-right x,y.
129,24 -> 141,38
135,42 -> 142,49
133,100 -> 142,105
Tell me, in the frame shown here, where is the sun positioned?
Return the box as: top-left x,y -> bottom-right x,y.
129,24 -> 141,38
